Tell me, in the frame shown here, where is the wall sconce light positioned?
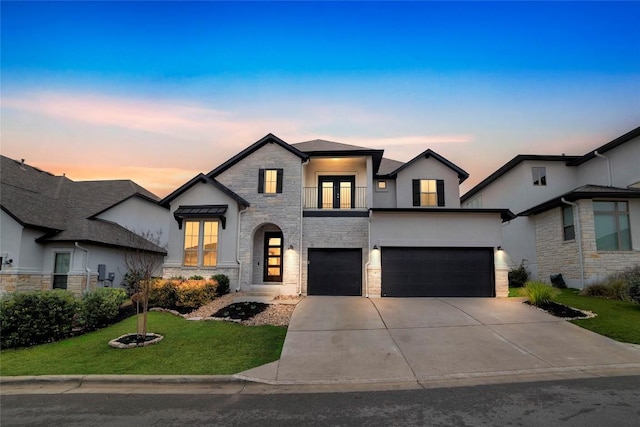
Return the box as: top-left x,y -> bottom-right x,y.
497,246 -> 503,251
288,244 -> 294,250
373,245 -> 379,250
2,258 -> 13,265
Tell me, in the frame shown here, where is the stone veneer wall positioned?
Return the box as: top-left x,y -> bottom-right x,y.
0,273 -> 97,297
215,142 -> 303,295
536,200 -> 640,287
302,216 -> 369,295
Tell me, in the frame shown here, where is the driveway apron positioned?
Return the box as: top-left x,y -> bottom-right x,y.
259,296 -> 640,384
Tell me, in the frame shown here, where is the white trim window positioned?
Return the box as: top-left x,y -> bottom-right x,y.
183,220 -> 219,267
593,201 -> 631,251
53,252 -> 71,289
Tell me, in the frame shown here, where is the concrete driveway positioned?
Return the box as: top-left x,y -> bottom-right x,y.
238,297 -> 640,385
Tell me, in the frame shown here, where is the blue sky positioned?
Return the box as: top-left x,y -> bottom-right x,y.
2,1 -> 639,196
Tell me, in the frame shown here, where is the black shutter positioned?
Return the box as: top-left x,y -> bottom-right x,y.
436,179 -> 445,206
412,180 -> 420,206
276,169 -> 283,193
258,169 -> 265,193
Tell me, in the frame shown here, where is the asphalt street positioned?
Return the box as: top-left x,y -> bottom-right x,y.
2,375 -> 639,426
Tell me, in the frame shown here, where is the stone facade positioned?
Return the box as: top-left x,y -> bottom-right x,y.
301,216 -> 369,295
536,200 -> 640,287
216,142 -> 303,295
0,273 -> 97,297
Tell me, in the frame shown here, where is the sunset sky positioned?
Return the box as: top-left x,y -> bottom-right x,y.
2,1 -> 639,198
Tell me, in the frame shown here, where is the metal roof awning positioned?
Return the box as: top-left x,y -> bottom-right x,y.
173,205 -> 228,229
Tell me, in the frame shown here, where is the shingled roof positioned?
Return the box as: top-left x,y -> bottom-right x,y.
1,156 -> 165,253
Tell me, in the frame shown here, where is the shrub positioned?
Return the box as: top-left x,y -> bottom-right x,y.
79,288 -> 128,331
508,263 -> 529,288
581,283 -> 612,298
0,290 -> 79,349
212,274 -> 230,296
628,277 -> 640,304
524,281 -> 554,307
608,278 -> 630,301
188,275 -> 204,280
149,279 -> 218,311
149,279 -> 179,308
613,265 -> 640,304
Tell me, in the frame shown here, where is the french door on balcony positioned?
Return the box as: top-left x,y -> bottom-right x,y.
318,176 -> 355,209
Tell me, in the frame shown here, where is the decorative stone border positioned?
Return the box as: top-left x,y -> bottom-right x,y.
108,333 -> 164,349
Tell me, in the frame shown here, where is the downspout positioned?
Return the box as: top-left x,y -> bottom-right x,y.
561,198 -> 585,289
299,158 -> 310,295
236,206 -> 248,292
74,242 -> 91,292
594,150 -> 612,187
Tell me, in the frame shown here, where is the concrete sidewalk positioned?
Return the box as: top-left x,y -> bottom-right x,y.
236,296 -> 640,385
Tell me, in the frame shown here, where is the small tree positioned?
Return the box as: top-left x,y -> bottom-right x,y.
122,229 -> 165,341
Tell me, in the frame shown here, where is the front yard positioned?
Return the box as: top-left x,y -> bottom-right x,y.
0,312 -> 286,376
511,287 -> 640,345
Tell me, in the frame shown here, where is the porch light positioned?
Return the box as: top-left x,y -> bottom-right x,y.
373,245 -> 379,250
288,244 -> 294,250
497,246 -> 503,251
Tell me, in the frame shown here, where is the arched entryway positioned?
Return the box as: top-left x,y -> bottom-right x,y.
251,223 -> 284,284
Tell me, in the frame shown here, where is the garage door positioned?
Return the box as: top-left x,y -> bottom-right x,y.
308,249 -> 362,296
381,247 -> 494,297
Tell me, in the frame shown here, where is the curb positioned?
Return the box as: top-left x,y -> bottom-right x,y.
0,374 -> 241,386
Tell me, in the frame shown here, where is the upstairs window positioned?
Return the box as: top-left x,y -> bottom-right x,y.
376,180 -> 387,191
258,169 -> 283,194
594,201 -> 631,251
562,205 -> 575,241
183,220 -> 219,267
532,167 -> 547,186
412,179 -> 445,207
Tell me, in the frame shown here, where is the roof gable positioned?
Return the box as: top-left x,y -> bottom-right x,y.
389,149 -> 469,183
460,154 -> 580,202
159,173 -> 250,208
208,133 -> 307,178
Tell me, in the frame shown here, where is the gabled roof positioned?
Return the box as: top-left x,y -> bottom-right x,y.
89,193 -> 167,219
460,155 -> 580,202
292,139 -> 384,174
208,133 -> 308,178
37,218 -> 166,254
387,149 -> 469,183
159,173 -> 250,208
567,126 -> 640,166
0,155 -> 163,251
518,185 -> 640,216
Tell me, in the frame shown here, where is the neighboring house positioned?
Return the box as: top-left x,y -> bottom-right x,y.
160,134 -> 514,297
0,156 -> 168,296
461,127 -> 640,288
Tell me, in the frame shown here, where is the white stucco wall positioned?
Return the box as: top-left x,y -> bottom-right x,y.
370,211 -> 503,248
0,210 -> 24,271
577,135 -> 640,188
395,157 -> 461,208
163,181 -> 241,272
372,179 -> 397,208
96,197 -> 170,247
500,217 -> 539,279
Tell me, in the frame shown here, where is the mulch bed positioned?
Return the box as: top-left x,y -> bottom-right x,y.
212,302 -> 269,321
524,300 -> 589,319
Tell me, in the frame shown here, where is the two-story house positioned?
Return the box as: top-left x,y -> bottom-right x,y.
160,134 -> 514,298
461,127 -> 640,288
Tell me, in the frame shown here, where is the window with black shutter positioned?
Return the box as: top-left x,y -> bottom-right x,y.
258,169 -> 283,194
412,179 -> 445,207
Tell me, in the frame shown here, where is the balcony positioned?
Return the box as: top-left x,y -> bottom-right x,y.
303,187 -> 367,209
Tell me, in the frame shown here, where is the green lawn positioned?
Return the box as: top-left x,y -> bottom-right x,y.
552,288 -> 640,345
510,286 -> 640,345
0,312 -> 287,376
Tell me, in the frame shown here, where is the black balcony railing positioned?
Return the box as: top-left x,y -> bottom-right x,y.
303,187 -> 367,209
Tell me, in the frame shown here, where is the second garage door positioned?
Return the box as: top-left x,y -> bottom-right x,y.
381,247 -> 494,297
308,248 -> 362,296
